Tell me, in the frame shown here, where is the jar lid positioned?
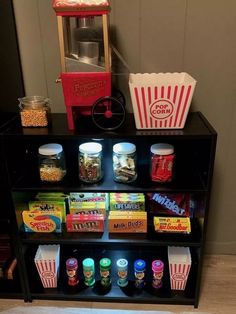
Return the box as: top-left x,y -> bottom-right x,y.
116,258 -> 128,270
66,258 -> 78,270
152,260 -> 164,272
150,143 -> 174,155
82,258 -> 95,270
19,96 -> 49,109
134,259 -> 146,272
79,142 -> 102,154
100,258 -> 111,270
38,143 -> 63,155
113,142 -> 136,155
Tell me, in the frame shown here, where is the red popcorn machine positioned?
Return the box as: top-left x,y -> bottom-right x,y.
52,0 -> 126,130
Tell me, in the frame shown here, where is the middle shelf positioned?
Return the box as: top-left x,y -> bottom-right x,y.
19,218 -> 202,247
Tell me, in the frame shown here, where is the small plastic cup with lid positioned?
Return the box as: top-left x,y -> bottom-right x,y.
66,258 -> 79,286
82,258 -> 95,286
38,143 -> 66,183
113,142 -> 137,183
134,259 -> 146,289
100,258 -> 111,288
117,258 -> 128,287
78,142 -> 103,183
152,259 -> 164,289
150,143 -> 175,182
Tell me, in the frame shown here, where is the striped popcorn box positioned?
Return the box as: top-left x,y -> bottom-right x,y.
34,245 -> 60,288
168,246 -> 192,290
129,73 -> 197,129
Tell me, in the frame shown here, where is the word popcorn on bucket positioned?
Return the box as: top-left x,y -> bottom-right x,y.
129,72 -> 197,129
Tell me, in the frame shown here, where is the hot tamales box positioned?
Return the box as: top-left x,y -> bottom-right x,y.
108,211 -> 147,233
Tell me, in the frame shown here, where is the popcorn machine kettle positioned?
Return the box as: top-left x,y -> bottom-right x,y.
52,0 -> 126,130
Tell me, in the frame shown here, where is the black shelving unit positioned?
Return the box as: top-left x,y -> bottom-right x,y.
2,111 -> 217,307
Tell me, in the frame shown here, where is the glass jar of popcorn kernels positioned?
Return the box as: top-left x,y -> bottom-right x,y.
18,96 -> 51,127
38,143 -> 66,183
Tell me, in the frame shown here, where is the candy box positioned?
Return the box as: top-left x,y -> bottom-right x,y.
168,246 -> 192,290
29,200 -> 66,223
22,211 -> 62,233
153,217 -> 191,234
110,193 -> 145,211
147,193 -> 191,217
108,211 -> 147,233
129,72 -> 197,129
69,192 -> 107,203
69,201 -> 106,216
66,214 -> 104,232
34,244 -> 60,288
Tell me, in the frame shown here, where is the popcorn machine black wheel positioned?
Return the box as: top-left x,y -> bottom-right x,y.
112,87 -> 126,108
92,96 -> 126,131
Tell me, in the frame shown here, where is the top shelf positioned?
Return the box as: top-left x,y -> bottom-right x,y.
4,112 -> 216,140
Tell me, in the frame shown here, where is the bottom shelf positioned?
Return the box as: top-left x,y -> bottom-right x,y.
26,246 -> 198,305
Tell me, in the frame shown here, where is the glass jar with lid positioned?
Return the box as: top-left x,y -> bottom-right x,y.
18,96 -> 51,127
113,142 -> 137,183
78,142 -> 103,183
150,143 -> 175,182
38,143 -> 66,182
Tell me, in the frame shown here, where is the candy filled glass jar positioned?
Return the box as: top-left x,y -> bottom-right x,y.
38,143 -> 66,182
150,143 -> 175,183
19,96 -> 51,127
113,142 -> 137,183
79,142 -> 103,183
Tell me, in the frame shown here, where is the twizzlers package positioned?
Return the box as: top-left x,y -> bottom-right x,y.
147,193 -> 191,217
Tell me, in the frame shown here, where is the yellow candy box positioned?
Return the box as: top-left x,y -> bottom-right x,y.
22,211 -> 62,233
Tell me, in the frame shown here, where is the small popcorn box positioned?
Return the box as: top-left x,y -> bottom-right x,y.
34,245 -> 60,288
129,72 -> 197,129
168,246 -> 192,290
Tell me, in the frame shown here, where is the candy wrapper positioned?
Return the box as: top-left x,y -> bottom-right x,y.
147,193 -> 192,217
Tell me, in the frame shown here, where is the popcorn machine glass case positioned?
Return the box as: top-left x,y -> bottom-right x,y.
53,0 -> 125,130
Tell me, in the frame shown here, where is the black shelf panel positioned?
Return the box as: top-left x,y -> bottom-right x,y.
12,164 -> 207,193
26,247 -> 198,305
20,219 -> 201,247
4,112 -> 216,139
0,275 -> 23,298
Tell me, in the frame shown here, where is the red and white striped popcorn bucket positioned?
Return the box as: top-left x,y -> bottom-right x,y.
129,73 -> 197,129
34,245 -> 60,288
168,246 -> 192,290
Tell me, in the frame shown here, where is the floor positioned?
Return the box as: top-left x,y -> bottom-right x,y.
0,255 -> 235,313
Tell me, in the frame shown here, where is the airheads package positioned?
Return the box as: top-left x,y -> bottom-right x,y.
147,193 -> 192,217
22,211 -> 62,233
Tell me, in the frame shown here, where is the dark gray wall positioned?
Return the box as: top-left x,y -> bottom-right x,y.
0,0 -> 24,112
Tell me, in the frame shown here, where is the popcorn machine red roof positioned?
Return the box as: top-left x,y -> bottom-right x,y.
52,0 -> 126,130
